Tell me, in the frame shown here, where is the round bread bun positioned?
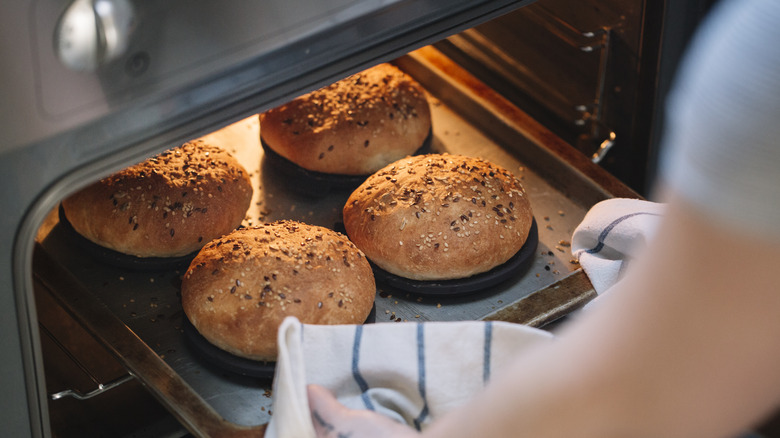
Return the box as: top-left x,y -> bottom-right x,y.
343,154 -> 533,281
259,63 -> 432,176
181,220 -> 376,361
61,140 -> 253,258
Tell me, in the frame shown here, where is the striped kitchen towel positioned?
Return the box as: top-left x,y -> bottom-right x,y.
571,198 -> 665,298
265,316 -> 553,438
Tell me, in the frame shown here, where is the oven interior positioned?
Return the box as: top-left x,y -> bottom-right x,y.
11,0 -> 774,436
35,45 -> 626,436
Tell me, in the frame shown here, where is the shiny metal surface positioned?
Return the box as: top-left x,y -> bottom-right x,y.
50,374 -> 135,401
35,49 -> 636,436
5,0 -> 534,151
54,0 -> 135,72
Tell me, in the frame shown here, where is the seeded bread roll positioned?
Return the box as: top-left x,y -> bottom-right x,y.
343,154 -> 533,281
62,140 -> 253,258
181,221 -> 376,361
259,63 -> 431,176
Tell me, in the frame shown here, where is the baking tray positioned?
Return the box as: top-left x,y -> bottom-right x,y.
34,46 -> 637,437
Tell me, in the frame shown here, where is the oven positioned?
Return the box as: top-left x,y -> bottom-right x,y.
0,0 -> 725,436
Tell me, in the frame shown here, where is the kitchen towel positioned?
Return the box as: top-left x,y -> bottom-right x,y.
265,316 -> 554,438
571,198 -> 665,298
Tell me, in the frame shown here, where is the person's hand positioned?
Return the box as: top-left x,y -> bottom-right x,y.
307,384 -> 420,438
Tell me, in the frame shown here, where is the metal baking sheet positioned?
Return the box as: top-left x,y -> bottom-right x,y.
35,47 -> 636,436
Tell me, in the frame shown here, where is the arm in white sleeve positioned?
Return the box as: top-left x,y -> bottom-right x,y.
659,0 -> 780,238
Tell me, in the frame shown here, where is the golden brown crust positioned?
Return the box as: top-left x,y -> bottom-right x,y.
259,63 -> 431,175
61,140 -> 253,258
181,220 -> 376,361
343,154 -> 533,281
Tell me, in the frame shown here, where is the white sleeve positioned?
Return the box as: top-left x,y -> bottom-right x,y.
658,0 -> 780,238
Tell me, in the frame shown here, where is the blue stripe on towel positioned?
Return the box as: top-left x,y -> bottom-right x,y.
483,321 -> 493,383
352,325 -> 375,411
413,323 -> 430,430
586,212 -> 662,254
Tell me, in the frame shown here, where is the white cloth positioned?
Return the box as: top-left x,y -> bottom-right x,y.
571,198 -> 665,297
265,316 -> 554,438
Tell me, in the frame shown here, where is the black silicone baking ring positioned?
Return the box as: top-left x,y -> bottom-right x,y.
57,203 -> 199,272
370,218 -> 539,296
182,304 -> 377,379
260,128 -> 433,197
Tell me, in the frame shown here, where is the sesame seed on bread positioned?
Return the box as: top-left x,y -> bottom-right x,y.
61,140 -> 253,258
181,220 -> 376,361
259,63 -> 431,176
343,154 -> 533,281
